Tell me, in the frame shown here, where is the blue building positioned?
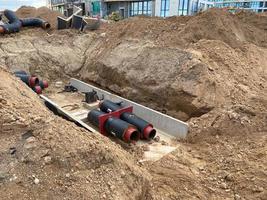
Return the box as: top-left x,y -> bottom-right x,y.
198,0 -> 267,13
47,0 -> 196,18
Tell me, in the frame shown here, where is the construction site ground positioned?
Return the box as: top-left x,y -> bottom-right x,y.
0,7 -> 266,200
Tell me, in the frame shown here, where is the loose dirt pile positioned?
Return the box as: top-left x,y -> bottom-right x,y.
16,6 -> 63,29
101,8 -> 267,48
0,7 -> 266,200
0,68 -> 150,199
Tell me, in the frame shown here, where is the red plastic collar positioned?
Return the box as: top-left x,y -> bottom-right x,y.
124,126 -> 140,143
143,125 -> 156,140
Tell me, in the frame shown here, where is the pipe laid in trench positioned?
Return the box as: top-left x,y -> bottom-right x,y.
15,73 -> 39,88
33,86 -> 42,94
99,100 -> 157,140
0,10 -> 50,34
88,109 -> 140,143
14,70 -> 48,89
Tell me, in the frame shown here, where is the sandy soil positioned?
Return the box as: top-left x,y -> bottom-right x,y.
0,7 -> 266,200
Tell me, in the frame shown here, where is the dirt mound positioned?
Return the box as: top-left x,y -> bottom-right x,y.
16,6 -> 62,29
0,8 -> 267,199
102,8 -> 267,48
0,68 -> 150,199
236,10 -> 267,31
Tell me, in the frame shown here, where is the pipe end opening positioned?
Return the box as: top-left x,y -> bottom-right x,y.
29,77 -> 39,87
130,130 -> 140,141
124,127 -> 140,143
34,86 -> 42,94
148,129 -> 156,140
43,23 -> 51,29
143,125 -> 157,140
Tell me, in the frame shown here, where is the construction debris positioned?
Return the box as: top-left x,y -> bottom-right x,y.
57,6 -> 101,31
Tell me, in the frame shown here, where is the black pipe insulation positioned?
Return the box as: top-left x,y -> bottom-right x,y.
14,70 -> 27,75
20,18 -> 51,29
14,70 -> 48,89
15,74 -> 39,88
99,100 -> 157,140
88,109 -> 140,143
0,10 -> 50,34
32,86 -> 42,94
0,10 -> 22,34
39,80 -> 49,89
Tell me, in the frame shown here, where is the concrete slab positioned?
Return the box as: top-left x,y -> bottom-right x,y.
40,95 -> 97,133
57,16 -> 71,30
72,15 -> 84,30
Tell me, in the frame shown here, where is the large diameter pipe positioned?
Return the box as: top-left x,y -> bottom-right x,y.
0,10 -> 50,34
20,18 -> 51,29
88,109 -> 140,143
15,74 -> 39,88
39,80 -> 49,89
33,86 -> 42,94
14,70 -> 48,89
0,10 -> 22,34
121,112 -> 156,140
99,100 -> 156,140
14,70 -> 27,75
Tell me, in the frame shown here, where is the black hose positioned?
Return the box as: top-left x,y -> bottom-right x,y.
20,18 -> 51,29
0,10 -> 22,34
0,10 -> 51,34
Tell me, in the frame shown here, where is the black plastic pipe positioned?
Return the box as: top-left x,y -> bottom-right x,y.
0,10 -> 51,34
39,80 -> 49,89
15,74 -> 39,88
20,18 -> 51,29
99,100 -> 156,140
32,86 -> 42,94
14,70 -> 48,89
88,109 -> 140,143
14,70 -> 27,75
0,10 -> 22,34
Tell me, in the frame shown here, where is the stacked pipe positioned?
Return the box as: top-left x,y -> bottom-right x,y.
14,70 -> 48,94
99,100 -> 157,140
0,10 -> 50,34
88,109 -> 140,143
87,100 -> 156,143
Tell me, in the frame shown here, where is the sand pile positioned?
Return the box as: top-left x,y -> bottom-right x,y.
0,8 -> 266,199
103,8 -> 267,48
16,6 -> 63,29
0,68 -> 150,199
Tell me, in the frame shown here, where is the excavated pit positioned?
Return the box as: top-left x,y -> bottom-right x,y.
0,7 -> 266,200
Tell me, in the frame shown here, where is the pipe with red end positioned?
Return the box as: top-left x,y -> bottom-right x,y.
14,70 -> 48,89
99,100 -> 157,140
88,109 -> 140,143
39,80 -> 49,89
33,86 -> 42,94
15,74 -> 39,88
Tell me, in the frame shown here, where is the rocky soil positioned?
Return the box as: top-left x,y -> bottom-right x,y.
0,7 -> 266,200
